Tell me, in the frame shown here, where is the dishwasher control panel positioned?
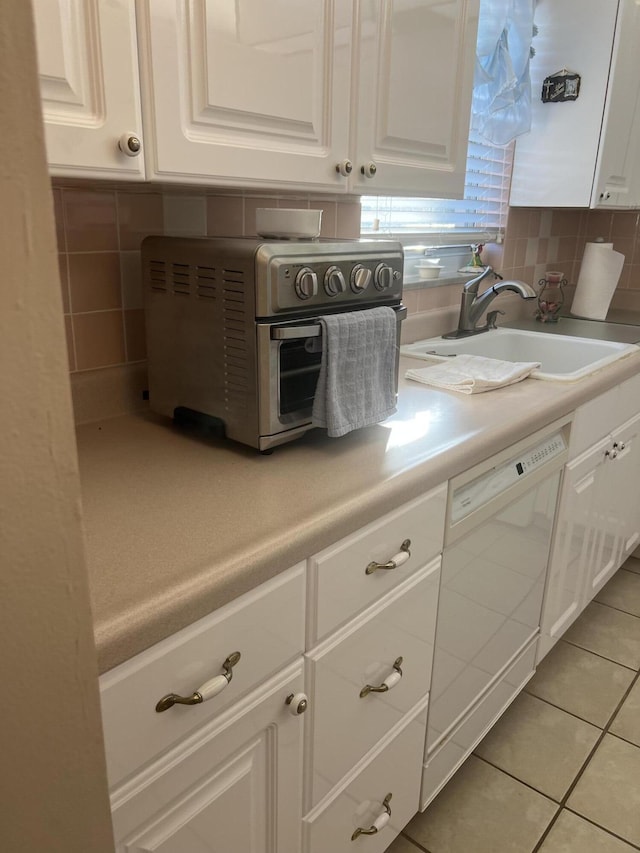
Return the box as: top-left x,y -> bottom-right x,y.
451,432 -> 566,523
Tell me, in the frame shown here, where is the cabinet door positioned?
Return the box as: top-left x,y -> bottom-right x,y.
33,0 -> 144,179
510,0 -> 618,208
608,412 -> 640,566
137,0 -> 353,191
592,0 -> 640,207
350,0 -> 479,196
110,661 -> 304,853
538,437 -> 611,660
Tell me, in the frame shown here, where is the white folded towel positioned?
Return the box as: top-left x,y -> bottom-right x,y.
312,307 -> 398,437
405,353 -> 540,395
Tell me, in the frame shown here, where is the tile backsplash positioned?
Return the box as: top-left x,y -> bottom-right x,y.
53,179 -> 640,424
500,207 -> 640,309
53,182 -> 362,422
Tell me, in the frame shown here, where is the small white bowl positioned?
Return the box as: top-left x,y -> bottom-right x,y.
417,265 -> 444,280
255,208 -> 322,239
417,258 -> 441,267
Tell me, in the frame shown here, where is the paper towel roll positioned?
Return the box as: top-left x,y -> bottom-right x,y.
570,242 -> 625,320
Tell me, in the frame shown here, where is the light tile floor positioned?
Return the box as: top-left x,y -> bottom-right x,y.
390,558 -> 640,853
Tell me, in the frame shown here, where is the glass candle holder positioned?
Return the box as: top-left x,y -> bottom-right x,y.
536,271 -> 566,323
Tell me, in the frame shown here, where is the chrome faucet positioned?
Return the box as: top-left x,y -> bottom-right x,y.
443,267 -> 537,339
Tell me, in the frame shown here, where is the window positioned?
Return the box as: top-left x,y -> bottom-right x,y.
360,135 -> 513,245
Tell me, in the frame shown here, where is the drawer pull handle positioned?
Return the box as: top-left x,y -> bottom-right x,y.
351,793 -> 393,840
365,540 -> 411,575
155,651 -> 241,713
285,692 -> 309,715
360,658 -> 403,698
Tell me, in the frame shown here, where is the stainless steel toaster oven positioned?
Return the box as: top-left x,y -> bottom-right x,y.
142,236 -> 405,451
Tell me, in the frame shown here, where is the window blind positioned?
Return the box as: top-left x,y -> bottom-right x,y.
360,136 -> 513,243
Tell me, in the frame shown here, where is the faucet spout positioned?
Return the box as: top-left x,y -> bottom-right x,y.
443,267 -> 536,338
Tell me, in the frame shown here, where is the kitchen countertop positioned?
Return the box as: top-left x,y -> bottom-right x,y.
78,348 -> 640,674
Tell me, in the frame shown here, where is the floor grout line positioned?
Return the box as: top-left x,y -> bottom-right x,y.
560,636 -> 640,672
562,807 -> 640,851
593,597 -> 640,620
399,832 -> 431,852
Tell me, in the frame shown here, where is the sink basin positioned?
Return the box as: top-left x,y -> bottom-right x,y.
401,328 -> 638,381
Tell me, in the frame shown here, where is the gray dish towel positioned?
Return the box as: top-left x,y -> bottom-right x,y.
311,306 -> 398,437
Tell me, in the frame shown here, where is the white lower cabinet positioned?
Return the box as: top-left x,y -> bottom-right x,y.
305,559 -> 441,809
111,660 -> 305,852
302,697 -> 429,853
539,382 -> 640,660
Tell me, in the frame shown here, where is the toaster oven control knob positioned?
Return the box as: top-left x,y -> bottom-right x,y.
374,263 -> 394,290
324,265 -> 347,296
294,267 -> 318,300
350,264 -> 372,293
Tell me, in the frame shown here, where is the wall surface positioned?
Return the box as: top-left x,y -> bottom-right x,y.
53,186 -> 640,423
0,3 -> 114,850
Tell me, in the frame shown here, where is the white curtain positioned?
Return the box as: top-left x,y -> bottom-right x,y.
471,0 -> 536,145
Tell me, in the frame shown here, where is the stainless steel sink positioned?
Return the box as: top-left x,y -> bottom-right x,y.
401,327 -> 638,381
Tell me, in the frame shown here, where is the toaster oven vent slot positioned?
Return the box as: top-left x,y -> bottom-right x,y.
196,265 -> 217,299
148,259 -> 168,292
170,263 -> 191,296
222,268 -> 244,283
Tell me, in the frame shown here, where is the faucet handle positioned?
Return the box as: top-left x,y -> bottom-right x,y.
486,309 -> 505,329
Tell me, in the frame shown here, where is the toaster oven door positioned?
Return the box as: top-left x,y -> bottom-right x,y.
257,320 -> 322,445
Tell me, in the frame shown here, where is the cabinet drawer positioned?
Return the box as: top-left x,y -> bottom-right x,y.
100,564 -> 305,789
307,485 -> 446,645
303,697 -> 428,853
421,639 -> 536,811
306,559 -> 440,808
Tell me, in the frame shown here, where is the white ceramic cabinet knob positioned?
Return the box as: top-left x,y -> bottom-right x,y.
285,692 -> 309,715
118,132 -> 142,157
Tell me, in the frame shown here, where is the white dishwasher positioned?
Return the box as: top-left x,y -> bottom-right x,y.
422,420 -> 569,807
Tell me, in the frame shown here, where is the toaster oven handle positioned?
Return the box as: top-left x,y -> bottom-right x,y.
271,325 -> 322,340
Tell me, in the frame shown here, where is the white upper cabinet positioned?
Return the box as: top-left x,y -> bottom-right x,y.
33,0 -> 145,180
510,0 -> 640,209
136,0 -> 479,195
350,0 -> 479,196
136,0 -> 353,191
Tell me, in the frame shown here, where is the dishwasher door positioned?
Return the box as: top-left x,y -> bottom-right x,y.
426,428 -> 567,755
